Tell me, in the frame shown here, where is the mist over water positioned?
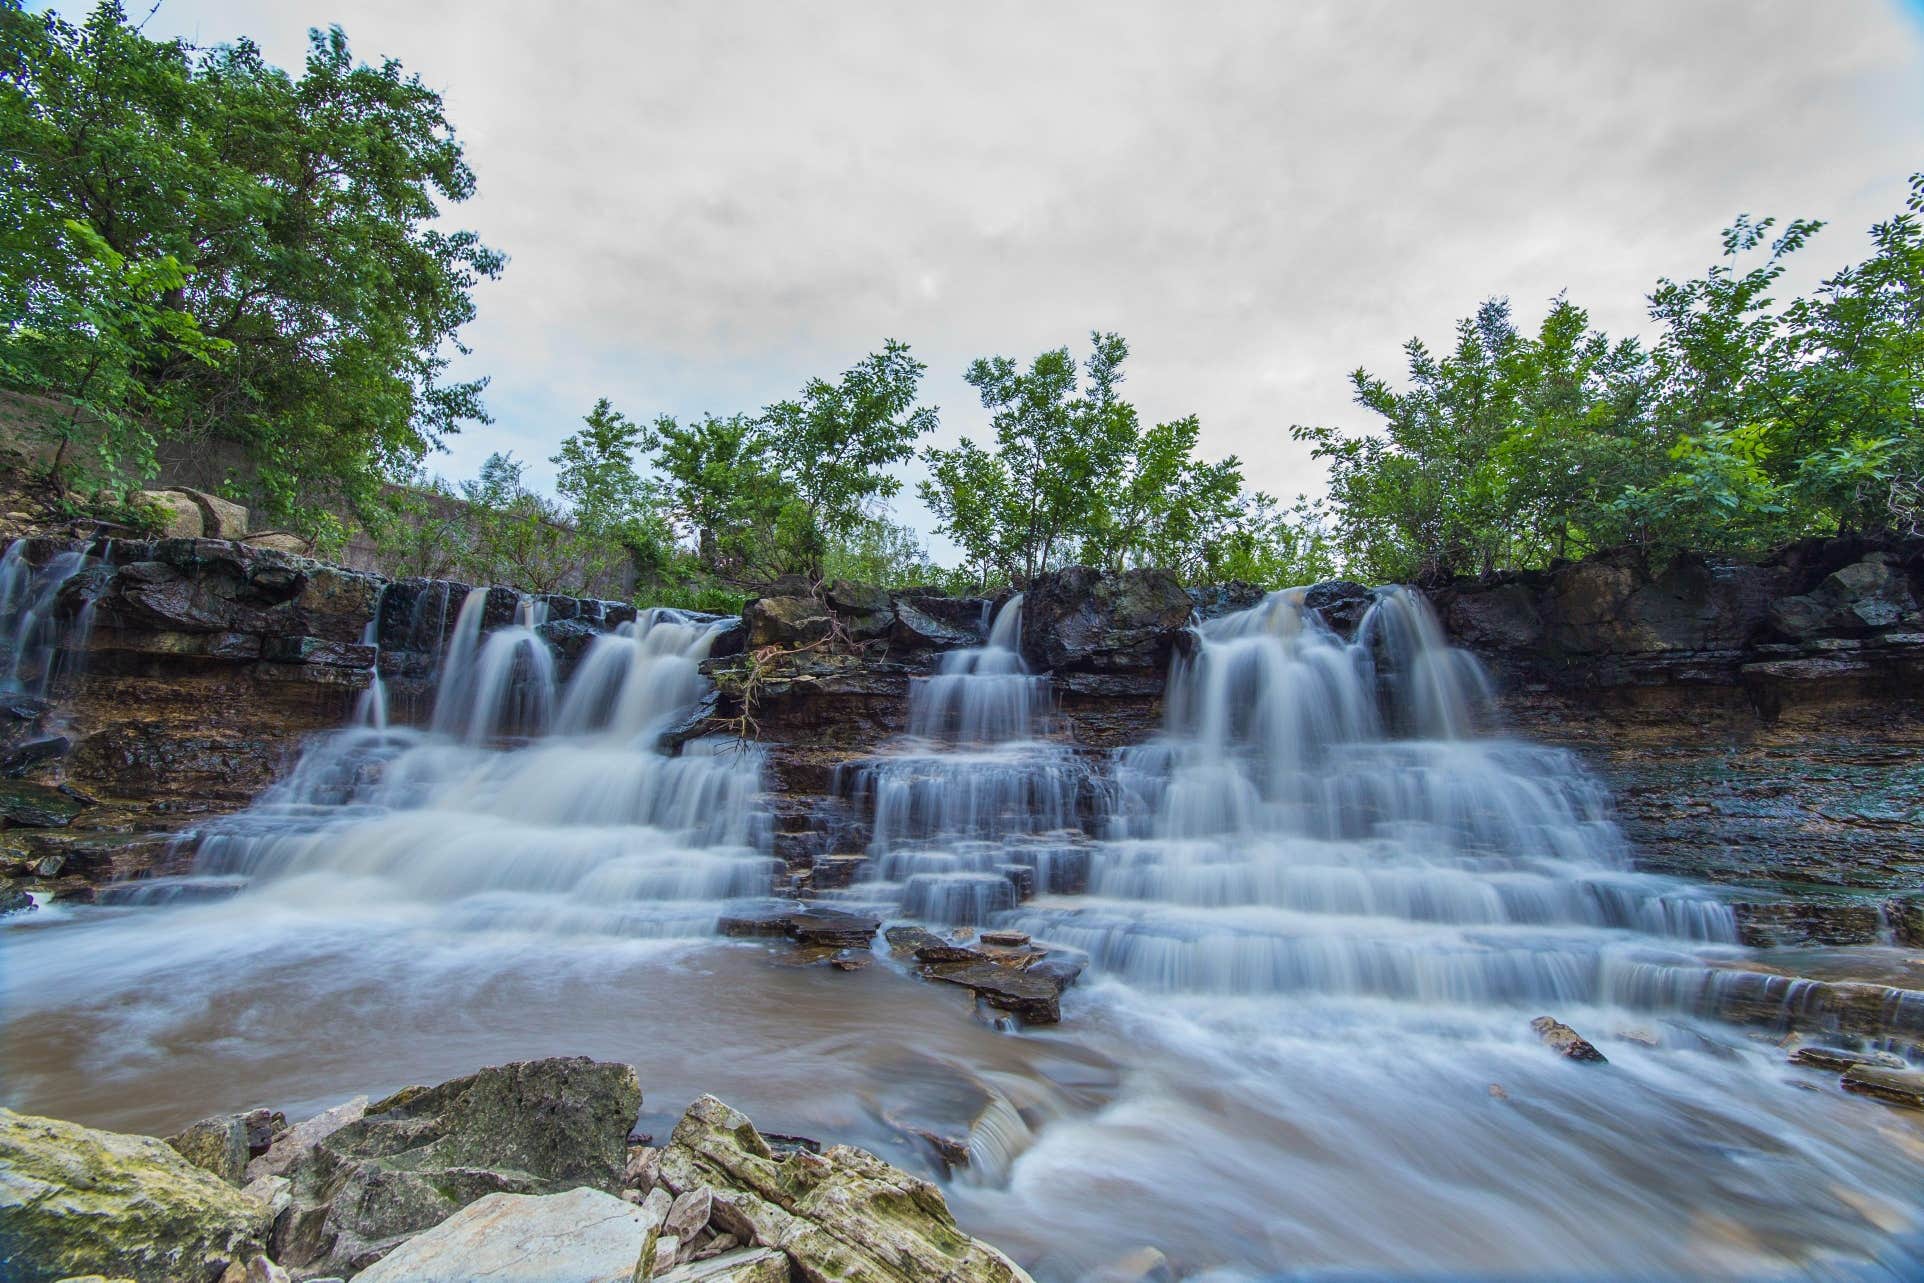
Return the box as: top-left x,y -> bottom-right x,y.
4,583 -> 1922,1280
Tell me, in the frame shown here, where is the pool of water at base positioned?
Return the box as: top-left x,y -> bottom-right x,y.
4,896 -> 1922,1283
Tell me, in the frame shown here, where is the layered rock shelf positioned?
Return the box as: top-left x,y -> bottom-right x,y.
3,532 -> 1922,1041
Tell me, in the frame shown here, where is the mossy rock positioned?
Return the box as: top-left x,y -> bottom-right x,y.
0,780 -> 85,829
274,1056 -> 641,1275
0,1107 -> 271,1283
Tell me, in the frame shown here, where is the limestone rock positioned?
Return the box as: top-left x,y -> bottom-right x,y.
1302,579 -> 1375,638
1788,1046 -> 1906,1074
134,490 -> 204,538
1019,566 -> 1193,672
1530,1016 -> 1608,1063
353,1186 -> 660,1283
924,960 -> 1067,1024
0,1106 -> 273,1283
745,595 -> 831,648
1769,555 -> 1919,639
242,532 -> 310,555
273,1058 -> 640,1275
167,1114 -> 250,1185
783,910 -> 878,949
892,600 -> 983,650
654,1246 -> 791,1282
624,1144 -> 662,1194
244,1095 -> 367,1183
1840,1064 -> 1924,1109
0,779 -> 86,828
167,488 -> 249,539
658,1094 -> 1034,1283
666,1186 -> 714,1240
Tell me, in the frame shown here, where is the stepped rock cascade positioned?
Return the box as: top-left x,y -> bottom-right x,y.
1010,586 -> 1742,1005
181,602 -> 776,935
5,563 -> 1924,1281
834,595 -> 1095,924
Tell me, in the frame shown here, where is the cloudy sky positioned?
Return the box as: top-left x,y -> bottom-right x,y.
120,1 -> 1924,554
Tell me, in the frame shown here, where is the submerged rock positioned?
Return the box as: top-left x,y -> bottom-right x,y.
1788,1046 -> 1907,1074
273,1057 -> 641,1276
657,1094 -> 1034,1283
353,1186 -> 659,1283
0,1106 -> 273,1283
1530,1016 -> 1608,1063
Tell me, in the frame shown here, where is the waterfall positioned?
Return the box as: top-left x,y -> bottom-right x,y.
1000,585 -> 1738,1005
354,585 -> 389,730
0,541 -> 99,699
835,594 -> 1093,924
186,603 -> 775,937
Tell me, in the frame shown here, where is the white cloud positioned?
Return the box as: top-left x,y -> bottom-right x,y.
129,0 -> 1924,556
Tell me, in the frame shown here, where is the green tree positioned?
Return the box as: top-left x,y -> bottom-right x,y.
460,453 -> 612,595
0,218 -> 228,493
640,411 -> 796,579
1081,413 -> 1247,577
923,332 -> 1136,582
0,2 -> 501,535
758,339 -> 938,572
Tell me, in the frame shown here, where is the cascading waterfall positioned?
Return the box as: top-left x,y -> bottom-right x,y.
186,601 -> 776,936
6,568 -> 1923,1282
836,595 -> 1093,924
1008,585 -> 1739,1007
0,540 -> 99,698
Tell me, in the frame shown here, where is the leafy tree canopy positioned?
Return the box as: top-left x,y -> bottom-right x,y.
0,1 -> 501,538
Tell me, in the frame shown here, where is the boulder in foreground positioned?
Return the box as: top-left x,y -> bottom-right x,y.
354,1186 -> 657,1283
657,1093 -> 1034,1283
0,1106 -> 272,1283
273,1056 -> 641,1276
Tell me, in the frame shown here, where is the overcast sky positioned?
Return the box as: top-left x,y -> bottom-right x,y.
105,2 -> 1924,554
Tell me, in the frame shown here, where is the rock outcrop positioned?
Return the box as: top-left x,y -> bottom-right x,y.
1,1070 -> 1042,1283
656,1094 -> 1034,1283
353,1186 -> 662,1283
1430,537 -> 1924,948
1017,566 -> 1192,673
272,1056 -> 641,1276
0,1106 -> 274,1283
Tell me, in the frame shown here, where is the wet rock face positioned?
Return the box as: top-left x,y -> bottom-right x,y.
0,1106 -> 274,1283
273,1056 -> 642,1276
1018,566 -> 1192,673
1427,537 -> 1924,936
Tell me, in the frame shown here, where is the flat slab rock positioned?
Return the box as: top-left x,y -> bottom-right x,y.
782,911 -> 880,949
354,1186 -> 653,1283
657,1246 -> 791,1282
1841,1065 -> 1924,1109
924,961 -> 1064,1024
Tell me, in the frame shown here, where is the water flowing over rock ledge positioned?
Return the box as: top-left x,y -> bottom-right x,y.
5,533 -> 1924,1280
2,533 -> 1922,1038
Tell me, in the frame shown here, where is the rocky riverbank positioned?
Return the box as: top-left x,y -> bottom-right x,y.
0,1056 -> 1037,1283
